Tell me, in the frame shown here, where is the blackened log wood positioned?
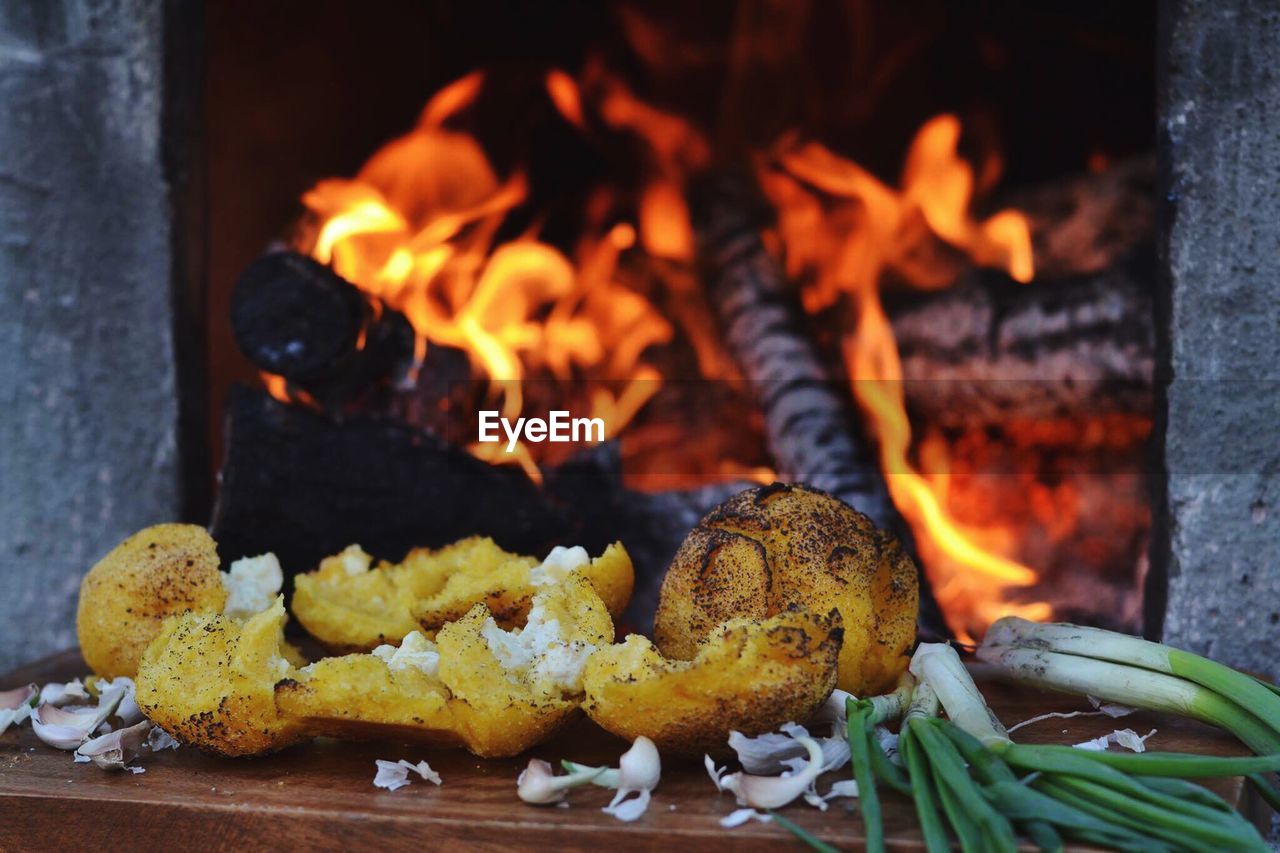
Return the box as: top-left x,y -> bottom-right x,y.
691,172 -> 948,637
692,172 -> 899,527
211,385 -> 574,576
231,251 -> 415,410
211,386 -> 744,627
889,247 -> 1155,433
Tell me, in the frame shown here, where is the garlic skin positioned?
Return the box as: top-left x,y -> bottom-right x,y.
31,706 -> 108,750
92,677 -> 143,726
721,736 -> 825,809
75,720 -> 153,770
373,758 -> 442,791
0,683 -> 39,734
516,759 -> 603,805
720,808 -> 772,828
39,679 -> 89,706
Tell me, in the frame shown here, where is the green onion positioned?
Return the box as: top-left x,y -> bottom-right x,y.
909,643 -> 1010,747
900,724 -> 950,853
911,718 -> 1018,851
937,719 -> 1063,852
767,811 -> 840,853
987,618 -> 1280,739
977,644 -> 1280,755
900,683 -> 951,853
982,780 -> 1167,853
998,743 -> 1280,777
1042,774 -> 1265,852
846,699 -> 885,853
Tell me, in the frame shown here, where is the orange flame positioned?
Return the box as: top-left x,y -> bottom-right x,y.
764,115 -> 1047,640
292,72 -> 673,476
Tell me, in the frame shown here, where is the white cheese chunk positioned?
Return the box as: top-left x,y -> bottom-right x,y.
529,545 -> 590,586
372,631 -> 441,677
481,603 -> 595,691
222,553 -> 284,618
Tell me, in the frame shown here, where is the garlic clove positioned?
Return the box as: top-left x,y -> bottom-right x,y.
75,720 -> 153,770
721,736 -> 825,809
516,758 -> 603,804
615,736 -> 661,792
31,683 -> 125,749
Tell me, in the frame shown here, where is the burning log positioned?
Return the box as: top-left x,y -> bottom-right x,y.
230,251 -> 416,410
691,172 -> 898,528
691,172 -> 950,637
889,249 -> 1155,432
889,158 -> 1156,433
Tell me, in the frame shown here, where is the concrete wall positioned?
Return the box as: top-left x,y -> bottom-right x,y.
0,0 -> 194,672
1157,0 -> 1280,677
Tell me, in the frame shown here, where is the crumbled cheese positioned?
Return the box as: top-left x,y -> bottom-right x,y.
530,545 -> 590,586
481,603 -> 594,690
531,641 -> 597,691
222,554 -> 284,618
372,631 -> 441,677
338,545 -> 373,576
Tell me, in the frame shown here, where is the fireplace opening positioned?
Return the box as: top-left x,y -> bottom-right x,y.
204,0 -> 1157,641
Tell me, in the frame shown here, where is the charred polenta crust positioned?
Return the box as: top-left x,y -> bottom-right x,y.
582,607 -> 842,754
292,537 -> 632,653
653,482 -> 918,696
77,523 -> 228,678
277,573 -> 615,758
135,597 -> 308,757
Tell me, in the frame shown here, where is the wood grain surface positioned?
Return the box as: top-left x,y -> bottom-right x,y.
0,649 -> 1262,851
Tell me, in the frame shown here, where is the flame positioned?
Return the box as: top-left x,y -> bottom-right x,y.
764,115 -> 1045,640
291,72 -> 674,477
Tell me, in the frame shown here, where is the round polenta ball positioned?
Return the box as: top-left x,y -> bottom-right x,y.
77,523 -> 227,678
653,482 -> 919,696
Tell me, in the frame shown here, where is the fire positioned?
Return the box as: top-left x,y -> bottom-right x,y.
292,72 -> 674,474
277,63 -> 1062,638
762,116 -> 1048,640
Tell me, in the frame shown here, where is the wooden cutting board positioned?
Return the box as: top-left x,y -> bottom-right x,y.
0,650 -> 1264,851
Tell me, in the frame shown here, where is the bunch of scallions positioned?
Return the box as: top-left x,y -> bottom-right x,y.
839,639 -> 1280,853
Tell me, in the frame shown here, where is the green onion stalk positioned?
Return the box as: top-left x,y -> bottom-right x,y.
980,617 -> 1280,756
845,673 -> 915,853
903,642 -> 1271,852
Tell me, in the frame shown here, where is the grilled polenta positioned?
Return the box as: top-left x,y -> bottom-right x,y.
653,483 -> 918,696
582,607 -> 842,754
292,538 -> 632,652
77,524 -> 227,678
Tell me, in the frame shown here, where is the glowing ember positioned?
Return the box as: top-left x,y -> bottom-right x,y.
762,116 -> 1048,640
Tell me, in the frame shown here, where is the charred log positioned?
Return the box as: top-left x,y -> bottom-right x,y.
210,386 -> 742,632
691,171 -> 948,637
889,158 -> 1156,433
231,251 -> 416,411
888,248 -> 1155,432
692,172 -> 898,527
